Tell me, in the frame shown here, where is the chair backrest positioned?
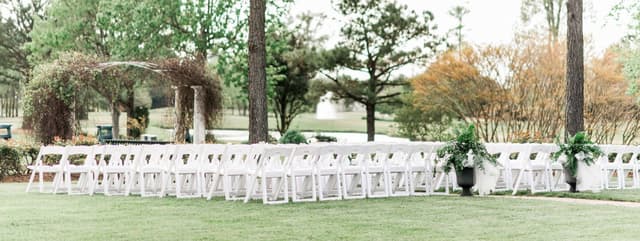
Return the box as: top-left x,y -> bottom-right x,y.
387,144 -> 415,167
99,145 -> 130,167
127,145 -> 143,168
137,145 -> 170,168
61,145 -> 96,166
289,145 -> 321,170
199,144 -> 227,168
411,142 -> 445,168
317,144 -> 351,170
340,144 -> 375,170
173,144 -> 202,168
221,144 -> 253,170
601,145 -> 637,165
501,143 -> 532,168
528,143 -> 558,166
259,146 -> 295,172
34,145 -> 66,166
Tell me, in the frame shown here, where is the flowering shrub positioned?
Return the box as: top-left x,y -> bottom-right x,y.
53,135 -> 98,146
0,140 -> 40,181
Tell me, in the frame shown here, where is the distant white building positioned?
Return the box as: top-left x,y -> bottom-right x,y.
316,92 -> 339,120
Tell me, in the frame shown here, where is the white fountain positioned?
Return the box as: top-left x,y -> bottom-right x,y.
316,91 -> 339,120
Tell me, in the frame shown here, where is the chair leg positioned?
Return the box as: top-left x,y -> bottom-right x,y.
26,170 -> 36,193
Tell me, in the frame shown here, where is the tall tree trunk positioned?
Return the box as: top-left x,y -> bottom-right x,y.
566,0 -> 584,137
366,103 -> 375,142
111,102 -> 120,139
125,89 -> 135,138
248,0 -> 268,143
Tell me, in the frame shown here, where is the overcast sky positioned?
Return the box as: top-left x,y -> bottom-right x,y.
291,0 -> 632,53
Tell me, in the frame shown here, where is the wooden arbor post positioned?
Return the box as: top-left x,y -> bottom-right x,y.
173,85 -> 188,143
191,85 -> 205,144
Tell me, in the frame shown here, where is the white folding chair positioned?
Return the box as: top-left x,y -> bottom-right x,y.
215,144 -> 253,201
96,145 -> 137,196
199,144 -> 227,199
167,144 -> 202,198
407,142 -> 440,196
340,145 -> 368,199
508,144 -> 535,194
244,146 -> 294,204
431,143 -> 458,195
136,145 -> 172,197
488,143 -> 515,192
26,146 -> 66,193
386,144 -> 414,197
619,146 -> 638,189
315,145 -> 346,201
63,145 -> 99,195
524,144 -> 557,193
601,145 -> 637,189
288,145 -> 319,202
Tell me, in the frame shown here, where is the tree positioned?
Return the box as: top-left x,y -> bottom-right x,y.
449,5 -> 470,50
271,14 -> 325,135
521,0 -> 565,41
248,0 -> 268,143
566,0 -> 584,136
0,0 -> 47,86
321,0 -> 442,141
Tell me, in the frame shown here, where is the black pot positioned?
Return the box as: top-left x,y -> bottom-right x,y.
456,167 -> 475,196
563,168 -> 577,193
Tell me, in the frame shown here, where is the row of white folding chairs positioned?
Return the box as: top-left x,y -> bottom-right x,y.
483,143 -> 640,194
236,142 -> 451,204
26,144 -> 224,197
24,142 -> 450,202
26,142 -> 640,202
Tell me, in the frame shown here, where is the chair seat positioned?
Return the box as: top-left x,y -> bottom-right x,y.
102,166 -> 135,173
66,165 -> 98,172
388,166 -> 408,172
316,168 -> 339,175
222,168 -> 247,175
139,166 -> 166,172
367,166 -> 385,173
173,166 -> 200,173
290,168 -> 314,175
342,167 -> 363,174
28,165 -> 63,172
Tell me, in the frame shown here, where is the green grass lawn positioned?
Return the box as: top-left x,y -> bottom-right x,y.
502,189 -> 640,203
148,108 -> 398,135
0,108 -> 399,142
2,183 -> 640,241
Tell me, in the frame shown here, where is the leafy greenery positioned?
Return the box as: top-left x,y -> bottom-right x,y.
0,145 -> 21,181
271,14 -> 326,135
436,124 -> 497,173
394,94 -> 458,141
551,132 -> 603,177
279,130 -> 307,144
313,134 -> 338,143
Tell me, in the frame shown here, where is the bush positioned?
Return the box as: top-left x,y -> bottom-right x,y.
279,130 -> 307,144
0,140 -> 40,181
53,135 -> 98,146
0,145 -> 21,181
128,106 -> 149,139
394,102 -> 458,141
313,134 -> 337,143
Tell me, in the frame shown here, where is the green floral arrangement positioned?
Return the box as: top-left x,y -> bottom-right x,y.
436,124 -> 497,173
551,132 -> 603,177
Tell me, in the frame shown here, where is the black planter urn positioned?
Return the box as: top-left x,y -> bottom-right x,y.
563,168 -> 577,193
456,167 -> 475,196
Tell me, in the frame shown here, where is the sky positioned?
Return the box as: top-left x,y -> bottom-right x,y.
291,0 -> 632,53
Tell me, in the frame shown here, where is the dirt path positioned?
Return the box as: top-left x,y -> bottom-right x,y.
494,195 -> 640,208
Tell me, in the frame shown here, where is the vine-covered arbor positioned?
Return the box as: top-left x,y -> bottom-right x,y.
24,52 -> 223,144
